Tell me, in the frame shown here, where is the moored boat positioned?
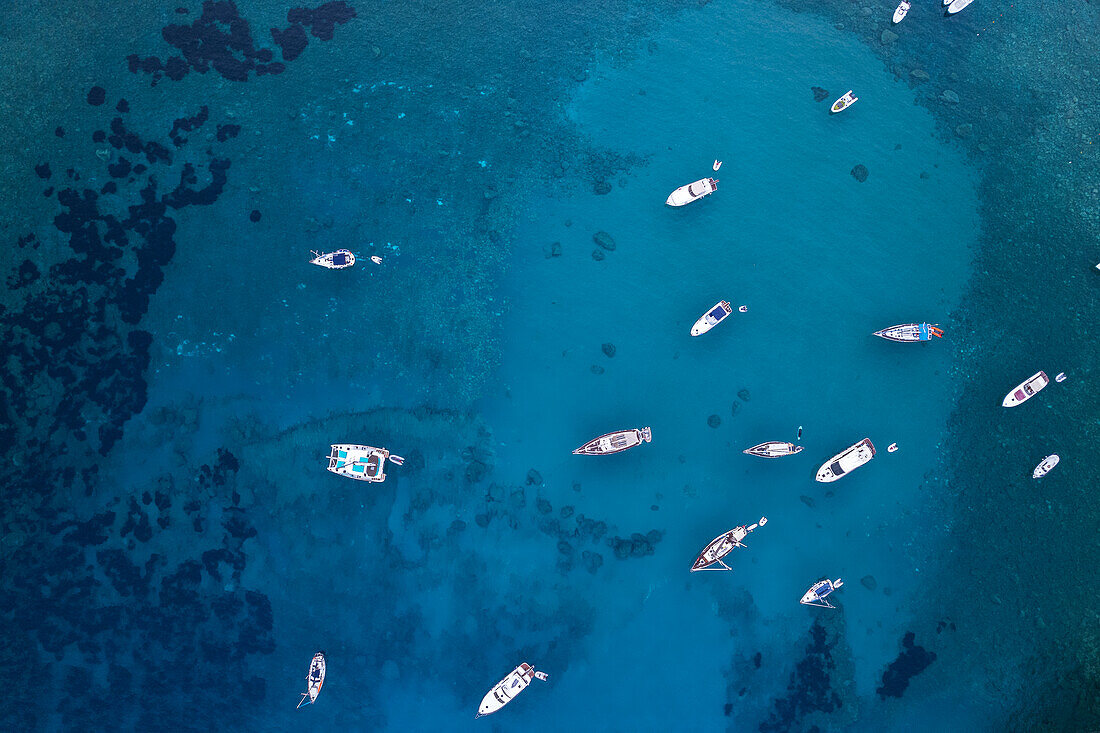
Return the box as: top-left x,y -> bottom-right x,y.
573,427 -> 652,455
691,300 -> 733,336
296,652 -> 326,709
830,90 -> 858,114
800,578 -> 843,608
310,249 -> 355,269
743,441 -> 803,459
1032,454 -> 1059,479
666,177 -> 718,206
1001,371 -> 1049,407
691,517 -> 768,571
945,0 -> 972,14
815,438 -> 875,482
892,0 -> 910,23
476,663 -> 549,718
872,323 -> 943,342
326,444 -> 405,482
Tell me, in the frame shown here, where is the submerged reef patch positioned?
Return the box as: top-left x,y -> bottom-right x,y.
876,631 -> 936,699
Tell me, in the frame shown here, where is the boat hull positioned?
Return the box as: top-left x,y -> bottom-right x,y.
478,663 -> 536,717
800,578 -> 842,607
1032,454 -> 1060,478
872,323 -> 942,342
690,518 -> 765,571
327,444 -> 391,482
945,0 -> 972,13
743,441 -> 803,458
310,249 -> 355,269
830,91 -> 857,114
297,652 -> 326,708
573,427 -> 652,455
666,178 -> 717,206
815,438 -> 875,482
1002,371 -> 1049,407
892,1 -> 909,22
691,301 -> 733,336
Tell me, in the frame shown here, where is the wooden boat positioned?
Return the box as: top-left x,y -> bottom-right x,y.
296,652 -> 326,709
326,443 -> 405,482
1032,454 -> 1060,479
690,517 -> 767,571
743,441 -> 803,458
666,177 -> 718,206
800,578 -> 843,608
310,249 -> 355,269
476,663 -> 549,718
945,0 -> 972,13
892,0 -> 910,23
872,323 -> 943,342
815,438 -> 875,482
1002,371 -> 1049,407
573,427 -> 651,456
691,300 -> 733,336
830,90 -> 858,114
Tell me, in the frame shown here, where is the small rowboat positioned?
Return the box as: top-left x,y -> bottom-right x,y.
327,444 -> 405,482
691,517 -> 767,571
666,177 -> 718,207
800,578 -> 843,608
296,652 -> 326,709
310,249 -> 355,269
1032,454 -> 1059,478
1002,371 -> 1049,408
815,438 -> 875,482
872,323 -> 943,342
691,300 -> 733,336
476,663 -> 549,718
892,0 -> 910,23
945,0 -> 972,13
573,427 -> 651,456
743,441 -> 803,458
831,90 -> 857,114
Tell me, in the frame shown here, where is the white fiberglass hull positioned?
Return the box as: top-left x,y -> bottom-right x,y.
1002,371 -> 1049,407
1032,454 -> 1059,478
892,2 -> 909,22
815,438 -> 875,482
946,0 -> 972,13
691,301 -> 732,336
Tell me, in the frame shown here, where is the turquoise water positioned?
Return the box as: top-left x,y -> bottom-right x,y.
1,0 -> 1097,730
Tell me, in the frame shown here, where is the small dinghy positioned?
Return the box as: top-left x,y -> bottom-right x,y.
476,663 -> 549,718
573,427 -> 652,456
1032,454 -> 1059,479
815,438 -> 875,482
743,441 -> 803,459
310,249 -> 355,269
296,652 -> 326,709
830,90 -> 858,114
326,444 -> 405,482
666,177 -> 718,207
800,578 -> 843,609
872,323 -> 943,342
691,300 -> 733,336
691,517 -> 767,571
892,0 -> 910,23
945,0 -> 972,14
1002,371 -> 1050,408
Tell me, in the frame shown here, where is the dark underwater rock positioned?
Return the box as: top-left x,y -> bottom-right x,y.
707,414 -> 721,428
590,364 -> 604,374
544,241 -> 562,258
537,498 -> 552,514
730,402 -> 740,417
812,86 -> 829,102
249,210 -> 261,222
592,230 -> 616,250
800,495 -> 816,509
851,164 -> 869,183
591,249 -> 605,261
737,388 -> 751,401
760,619 -> 844,732
602,342 -> 616,357
526,468 -> 543,486
877,632 -> 936,699
861,575 -> 877,590
593,180 -> 612,195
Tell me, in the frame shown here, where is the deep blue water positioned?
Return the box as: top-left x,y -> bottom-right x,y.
1,0 -> 1097,730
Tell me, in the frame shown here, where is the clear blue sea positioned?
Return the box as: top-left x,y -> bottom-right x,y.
1,0 -> 1097,730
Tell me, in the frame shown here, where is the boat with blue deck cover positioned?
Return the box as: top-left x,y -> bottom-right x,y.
873,323 -> 943,342
310,249 -> 355,269
800,578 -> 843,608
327,443 -> 404,482
296,652 -> 326,709
691,300 -> 733,336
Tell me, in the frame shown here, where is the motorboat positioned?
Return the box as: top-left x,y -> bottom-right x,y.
296,652 -> 326,709
326,444 -> 405,482
691,301 -> 733,336
666,178 -> 718,207
690,517 -> 767,571
945,0 -> 972,13
310,249 -> 355,269
743,441 -> 803,459
573,427 -> 652,456
892,0 -> 910,23
872,323 -> 943,342
815,438 -> 875,482
1032,454 -> 1060,478
1002,371 -> 1049,407
831,90 -> 858,114
800,578 -> 843,609
476,663 -> 549,718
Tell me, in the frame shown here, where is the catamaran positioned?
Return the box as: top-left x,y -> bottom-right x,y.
831,90 -> 858,114
310,249 -> 355,269
1002,371 -> 1050,407
691,300 -> 733,336
691,517 -> 768,571
1032,454 -> 1060,479
872,323 -> 943,342
815,438 -> 875,482
666,178 -> 718,206
800,578 -> 843,608
743,441 -> 803,458
476,663 -> 549,718
326,444 -> 405,482
296,652 -> 326,709
573,427 -> 652,456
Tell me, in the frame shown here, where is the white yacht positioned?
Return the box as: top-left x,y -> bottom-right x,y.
743,441 -> 803,458
892,0 -> 910,23
691,300 -> 733,336
1032,455 -> 1059,479
310,249 -> 355,269
945,0 -> 972,13
690,517 -> 767,571
815,438 -> 875,482
573,427 -> 651,455
476,663 -> 549,718
800,578 -> 843,608
326,444 -> 404,482
666,177 -> 718,206
1002,371 -> 1049,407
296,652 -> 326,709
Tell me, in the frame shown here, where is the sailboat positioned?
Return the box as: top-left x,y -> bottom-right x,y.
690,517 -> 768,571
743,441 -> 803,458
476,663 -> 549,718
326,444 -> 405,482
296,652 -> 326,709
800,578 -> 843,608
573,427 -> 651,456
310,249 -> 355,269
872,323 -> 943,342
